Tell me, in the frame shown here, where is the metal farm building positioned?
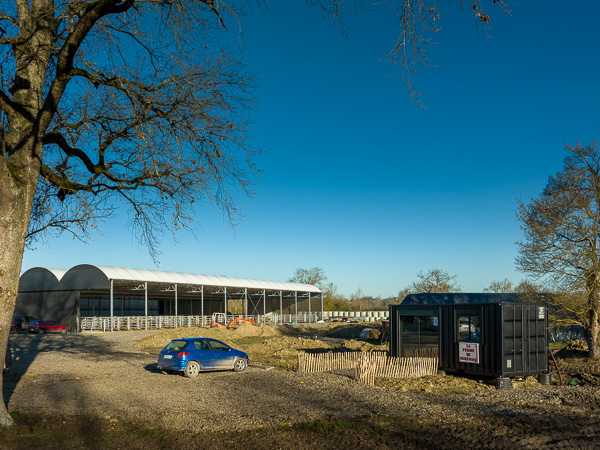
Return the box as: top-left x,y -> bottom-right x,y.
16,264 -> 323,332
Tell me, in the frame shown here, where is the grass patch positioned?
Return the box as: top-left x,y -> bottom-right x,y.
549,342 -> 568,349
0,414 -> 174,449
275,325 -> 328,336
0,413 -> 378,449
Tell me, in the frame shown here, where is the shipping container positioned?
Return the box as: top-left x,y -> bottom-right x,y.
389,293 -> 549,380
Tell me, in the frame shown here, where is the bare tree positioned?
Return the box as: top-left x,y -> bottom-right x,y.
404,269 -> 462,294
322,282 -> 350,311
289,267 -> 328,290
397,286 -> 413,302
0,0 -> 259,427
384,0 -> 510,104
483,279 -> 513,293
516,141 -> 600,358
512,280 -> 586,330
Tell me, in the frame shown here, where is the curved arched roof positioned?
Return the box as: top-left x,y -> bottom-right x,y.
23,264 -> 322,293
19,267 -> 68,292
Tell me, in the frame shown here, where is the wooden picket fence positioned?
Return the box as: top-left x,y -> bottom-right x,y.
297,351 -> 384,373
297,350 -> 439,386
356,353 -> 439,386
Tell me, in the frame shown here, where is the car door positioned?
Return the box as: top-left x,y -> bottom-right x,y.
207,339 -> 235,369
193,339 -> 216,370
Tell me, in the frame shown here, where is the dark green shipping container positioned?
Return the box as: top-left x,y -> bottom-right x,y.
389,293 -> 549,378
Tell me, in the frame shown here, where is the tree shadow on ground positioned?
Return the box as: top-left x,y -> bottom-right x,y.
3,332 -> 150,419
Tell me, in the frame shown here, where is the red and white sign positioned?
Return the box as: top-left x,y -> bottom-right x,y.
459,342 -> 480,364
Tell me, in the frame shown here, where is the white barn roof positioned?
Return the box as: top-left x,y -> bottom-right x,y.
20,264 -> 321,293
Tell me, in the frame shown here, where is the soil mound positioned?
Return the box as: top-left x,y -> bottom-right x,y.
134,323 -> 282,349
555,340 -> 589,359
231,321 -> 281,338
341,339 -> 387,352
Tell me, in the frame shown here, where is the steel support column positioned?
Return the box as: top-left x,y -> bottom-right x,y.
144,281 -> 148,331
321,292 -> 324,321
110,279 -> 114,333
263,289 -> 266,324
224,286 -> 228,317
245,288 -> 248,319
279,291 -> 283,325
174,284 -> 178,328
201,285 -> 204,324
294,291 -> 298,323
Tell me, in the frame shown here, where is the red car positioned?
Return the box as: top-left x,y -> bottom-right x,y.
28,320 -> 67,334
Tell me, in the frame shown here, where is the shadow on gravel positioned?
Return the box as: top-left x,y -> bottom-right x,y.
3,332 -> 145,439
4,333 -> 147,403
144,363 -> 163,374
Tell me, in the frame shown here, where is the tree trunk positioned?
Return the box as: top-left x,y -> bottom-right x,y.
0,0 -> 55,426
589,287 -> 600,359
0,139 -> 39,427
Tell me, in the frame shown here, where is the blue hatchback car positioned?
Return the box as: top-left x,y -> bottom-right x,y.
157,337 -> 249,378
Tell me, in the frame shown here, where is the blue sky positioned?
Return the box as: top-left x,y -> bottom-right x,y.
22,1 -> 600,298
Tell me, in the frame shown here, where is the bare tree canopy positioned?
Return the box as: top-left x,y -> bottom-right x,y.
380,0 -> 509,104
12,1 -> 259,257
483,279 -> 513,293
516,141 -> 600,358
289,267 -> 328,290
399,269 -> 462,297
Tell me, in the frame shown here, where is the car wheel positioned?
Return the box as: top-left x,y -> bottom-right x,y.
38,329 -> 44,335
61,329 -> 67,334
183,361 -> 200,378
233,357 -> 247,373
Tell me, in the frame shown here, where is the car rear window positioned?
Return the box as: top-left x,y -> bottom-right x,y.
164,340 -> 189,351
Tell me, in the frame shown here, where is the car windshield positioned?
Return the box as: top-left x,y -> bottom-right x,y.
164,340 -> 189,351
30,321 -> 39,325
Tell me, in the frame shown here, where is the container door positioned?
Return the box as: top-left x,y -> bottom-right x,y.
525,305 -> 548,375
455,308 -> 483,370
502,304 -> 548,377
502,304 -> 524,377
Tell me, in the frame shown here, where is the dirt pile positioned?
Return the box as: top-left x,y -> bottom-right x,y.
240,336 -> 332,370
134,322 -> 282,349
325,322 -> 384,340
377,374 -> 544,394
340,339 -> 387,351
377,374 -> 495,394
551,340 -> 600,385
555,339 -> 588,359
239,336 -> 388,370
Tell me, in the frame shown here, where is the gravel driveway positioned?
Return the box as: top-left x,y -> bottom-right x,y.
4,331 -> 600,447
